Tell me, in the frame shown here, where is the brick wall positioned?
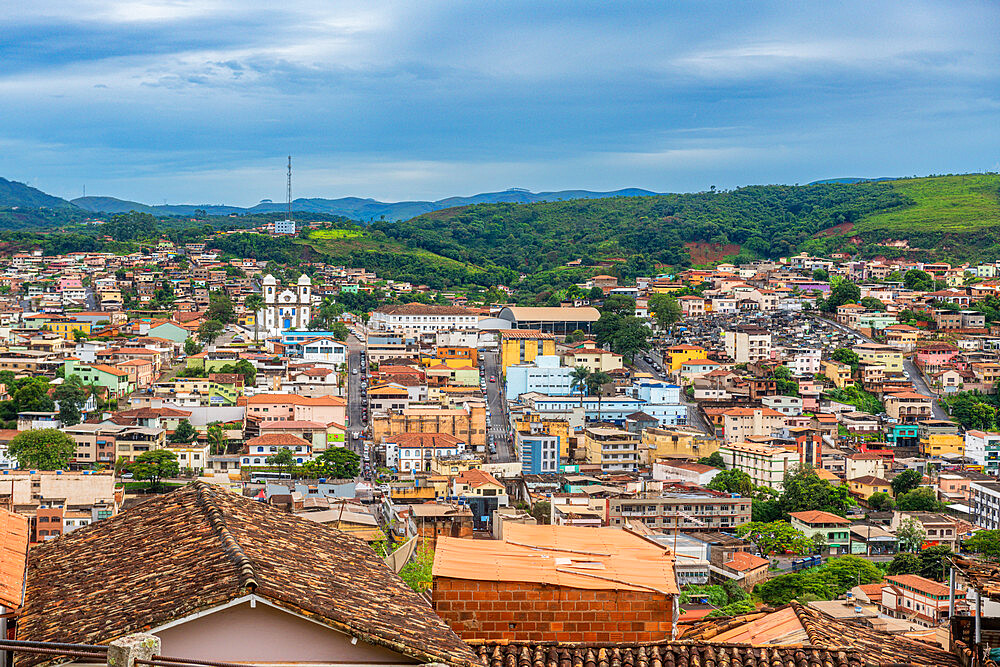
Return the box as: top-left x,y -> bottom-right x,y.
432,577 -> 674,643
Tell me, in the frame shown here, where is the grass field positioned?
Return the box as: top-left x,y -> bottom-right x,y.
297,230 -> 485,273
309,228 -> 363,240
855,174 -> 1000,235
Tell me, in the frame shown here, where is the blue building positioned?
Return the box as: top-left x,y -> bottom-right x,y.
518,431 -> 560,475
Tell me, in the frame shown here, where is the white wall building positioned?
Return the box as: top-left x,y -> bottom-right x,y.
369,304 -> 479,334
966,430 -> 1000,475
300,337 -> 348,366
505,355 -> 573,400
259,273 -> 311,336
719,441 -> 798,491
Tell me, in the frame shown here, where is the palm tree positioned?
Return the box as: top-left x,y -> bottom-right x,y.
570,366 -> 590,408
335,363 -> 347,397
245,293 -> 264,344
586,371 -> 612,423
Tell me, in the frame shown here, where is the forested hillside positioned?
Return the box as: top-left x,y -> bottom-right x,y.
369,182 -> 909,272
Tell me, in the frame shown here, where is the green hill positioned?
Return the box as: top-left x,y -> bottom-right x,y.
369,181 -> 909,271
0,177 -> 76,209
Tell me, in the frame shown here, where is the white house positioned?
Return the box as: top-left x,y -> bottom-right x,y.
300,337 -> 348,366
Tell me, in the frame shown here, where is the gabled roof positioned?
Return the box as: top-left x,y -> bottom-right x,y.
18,482 -> 477,666
789,510 -> 850,525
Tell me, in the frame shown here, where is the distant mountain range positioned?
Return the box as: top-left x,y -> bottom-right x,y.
0,177 -> 76,209
68,187 -> 661,221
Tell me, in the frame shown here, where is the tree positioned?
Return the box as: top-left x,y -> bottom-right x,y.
169,419 -> 198,444
569,366 -> 590,407
820,555 -> 882,594
968,403 -> 997,431
245,293 -> 265,342
916,545 -> 953,581
306,447 -> 360,479
895,517 -> 927,552
697,451 -> 726,469
53,376 -> 87,427
648,293 -> 682,330
206,422 -> 227,455
707,469 -> 754,495
821,281 -> 861,313
896,487 -> 945,511
14,380 -> 55,413
964,529 -> 1000,560
531,501 -> 551,525
602,294 -> 635,316
811,268 -> 829,282
585,371 -> 612,422
566,329 -> 586,343
233,359 -> 257,386
198,319 -> 224,345
267,448 -> 296,476
7,429 -> 75,469
608,317 -> 651,363
891,469 -> 923,496
128,449 -> 180,490
867,491 -> 895,511
779,467 -> 854,518
207,291 -> 235,324
735,520 -> 813,556
756,572 -> 832,606
184,337 -> 203,356
904,269 -> 934,292
331,321 -> 350,341
831,348 -> 860,372
887,552 -> 922,576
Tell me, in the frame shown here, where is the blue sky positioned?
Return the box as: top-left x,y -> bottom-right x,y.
2,0 -> 999,205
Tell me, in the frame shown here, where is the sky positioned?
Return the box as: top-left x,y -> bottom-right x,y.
2,0 -> 999,206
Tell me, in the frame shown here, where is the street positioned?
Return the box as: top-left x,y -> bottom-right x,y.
346,334 -> 365,455
481,349 -> 516,463
633,349 -> 713,435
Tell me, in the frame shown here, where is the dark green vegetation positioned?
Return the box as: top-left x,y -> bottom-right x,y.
371,182 -> 908,272
756,556 -> 882,606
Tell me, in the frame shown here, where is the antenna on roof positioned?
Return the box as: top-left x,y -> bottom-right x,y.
286,155 -> 292,222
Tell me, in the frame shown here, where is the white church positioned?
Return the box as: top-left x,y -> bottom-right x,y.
259,273 -> 312,336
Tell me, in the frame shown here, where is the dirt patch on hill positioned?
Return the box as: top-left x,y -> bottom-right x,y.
813,221 -> 855,237
685,242 -> 741,264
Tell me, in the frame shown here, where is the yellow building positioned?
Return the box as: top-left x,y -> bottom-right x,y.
430,456 -> 484,477
564,342 -> 624,373
665,344 -> 708,373
853,342 -> 904,374
47,320 -> 92,340
513,414 -> 572,459
500,330 -> 556,375
641,426 -> 719,461
822,360 -> 855,389
583,426 -> 640,472
849,475 -> 892,499
919,433 -> 965,458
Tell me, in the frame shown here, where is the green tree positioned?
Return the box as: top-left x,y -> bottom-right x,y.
184,337 -> 203,356
306,447 -> 361,479
267,448 -> 296,476
964,529 -> 1000,560
896,487 -> 944,511
859,297 -> 887,312
570,366 -> 590,407
831,348 -> 860,372
198,319 -> 224,345
233,359 -> 257,386
811,268 -> 829,281
128,449 -> 180,490
53,375 -> 88,427
531,501 -> 551,525
887,552 -> 922,576
14,380 -> 55,413
331,321 -> 350,341
890,469 -> 923,496
585,371 -> 612,422
735,520 -> 813,556
206,422 -> 227,455
756,572 -> 833,606
7,429 -> 75,469
169,419 -> 198,444
895,517 -> 927,552
821,280 -> 861,313
697,451 -> 726,469
244,293 -> 265,342
207,291 -> 235,324
904,269 -> 934,292
779,467 -> 854,518
648,293 -> 682,330
867,492 -> 895,511
916,545 -> 953,581
707,469 -> 754,495
821,555 -> 882,594
968,403 -> 997,431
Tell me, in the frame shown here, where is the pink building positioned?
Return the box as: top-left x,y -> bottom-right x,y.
915,343 -> 959,368
58,277 -> 83,292
243,393 -> 347,426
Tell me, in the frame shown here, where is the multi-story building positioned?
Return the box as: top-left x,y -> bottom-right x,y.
725,326 -> 772,364
719,441 -> 798,491
853,342 -> 904,375
241,433 -> 314,467
665,344 -> 708,373
64,423 -> 166,466
372,404 -> 487,451
499,330 -> 557,375
605,484 -> 751,532
369,303 -> 479,334
517,430 -> 559,475
259,273 -> 311,336
583,426 -> 641,472
720,407 -> 786,443
965,430 -> 1000,473
879,574 -> 967,627
243,393 -> 347,426
505,355 -> 573,400
884,392 -> 934,424
789,510 -> 851,555
971,480 -> 1000,529
641,426 -> 719,461
383,432 -> 466,472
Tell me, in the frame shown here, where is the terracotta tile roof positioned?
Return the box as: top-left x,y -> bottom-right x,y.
952,555 -> 1000,601
789,510 -> 851,525
455,468 -> 503,488
17,482 -> 478,666
244,393 -> 346,406
472,642 -> 861,667
724,551 -> 770,572
0,508 -> 28,610
385,432 -> 463,448
245,433 -> 311,448
375,303 -> 477,315
886,573 -> 954,598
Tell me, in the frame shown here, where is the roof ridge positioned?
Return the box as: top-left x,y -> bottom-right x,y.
192,482 -> 258,593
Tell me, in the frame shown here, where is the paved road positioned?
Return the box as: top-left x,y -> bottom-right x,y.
815,315 -> 950,420
481,349 -> 516,463
346,334 -> 365,455
633,350 -> 713,435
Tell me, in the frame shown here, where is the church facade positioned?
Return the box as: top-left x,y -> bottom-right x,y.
259,274 -> 312,336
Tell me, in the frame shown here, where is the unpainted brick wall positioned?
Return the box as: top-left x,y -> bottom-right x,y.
432,577 -> 674,643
